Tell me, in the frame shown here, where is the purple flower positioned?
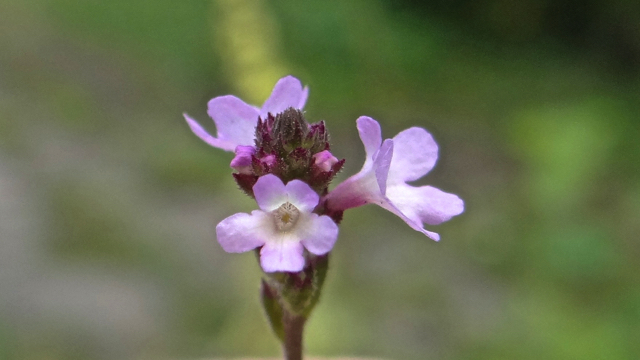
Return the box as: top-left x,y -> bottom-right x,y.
216,174 -> 339,273
184,76 -> 309,151
325,116 -> 464,241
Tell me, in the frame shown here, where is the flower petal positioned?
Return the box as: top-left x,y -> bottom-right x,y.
298,86 -> 309,109
253,174 -> 287,211
388,127 -> 439,184
377,198 -> 441,241
260,238 -> 305,272
216,210 -> 270,252
260,76 -> 307,118
387,184 -> 464,226
184,113 -> 237,151
356,116 -> 382,170
285,180 -> 320,213
374,139 -> 394,195
207,95 -> 260,149
299,214 -> 339,255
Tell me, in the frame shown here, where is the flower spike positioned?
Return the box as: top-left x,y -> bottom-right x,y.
184,75 -> 465,358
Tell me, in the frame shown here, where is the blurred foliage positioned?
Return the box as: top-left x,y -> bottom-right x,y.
1,0 -> 639,359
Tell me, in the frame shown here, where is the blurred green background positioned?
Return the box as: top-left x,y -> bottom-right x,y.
1,0 -> 639,359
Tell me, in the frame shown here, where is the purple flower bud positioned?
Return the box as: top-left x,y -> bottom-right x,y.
230,145 -> 256,174
260,154 -> 276,167
313,150 -> 339,173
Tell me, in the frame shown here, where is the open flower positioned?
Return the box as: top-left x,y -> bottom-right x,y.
184,76 -> 309,151
216,174 -> 338,273
325,116 -> 464,241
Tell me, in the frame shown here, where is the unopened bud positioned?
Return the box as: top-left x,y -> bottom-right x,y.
260,154 -> 276,168
313,150 -> 339,172
230,145 -> 256,174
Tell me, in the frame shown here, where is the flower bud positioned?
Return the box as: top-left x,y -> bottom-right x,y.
230,145 -> 256,174
312,150 -> 339,173
260,154 -> 276,168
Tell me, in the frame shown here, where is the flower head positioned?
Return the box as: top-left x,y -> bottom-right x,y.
324,116 -> 464,241
184,76 -> 309,151
231,108 -> 345,198
216,174 -> 339,273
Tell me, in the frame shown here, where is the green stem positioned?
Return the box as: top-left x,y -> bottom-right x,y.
282,310 -> 306,360
260,254 -> 329,359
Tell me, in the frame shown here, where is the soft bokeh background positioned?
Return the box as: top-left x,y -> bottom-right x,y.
1,0 -> 639,359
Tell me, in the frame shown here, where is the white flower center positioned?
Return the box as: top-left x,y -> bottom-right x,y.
272,202 -> 300,231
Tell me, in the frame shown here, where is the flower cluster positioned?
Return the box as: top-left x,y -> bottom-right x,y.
185,76 -> 464,273
233,108 -> 344,197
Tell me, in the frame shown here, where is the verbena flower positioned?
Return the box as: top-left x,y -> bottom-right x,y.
325,116 -> 464,241
184,76 -> 309,151
216,174 -> 338,273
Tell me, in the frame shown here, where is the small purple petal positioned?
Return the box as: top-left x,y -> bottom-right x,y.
260,76 -> 307,118
356,117 -> 382,166
253,174 -> 287,211
387,184 -> 464,226
299,214 -> 339,255
374,139 -> 394,195
207,95 -> 260,148
260,240 -> 305,273
184,114 -> 237,151
388,127 -> 439,183
230,145 -> 256,174
216,211 -> 269,252
285,180 -> 320,212
377,199 -> 441,241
